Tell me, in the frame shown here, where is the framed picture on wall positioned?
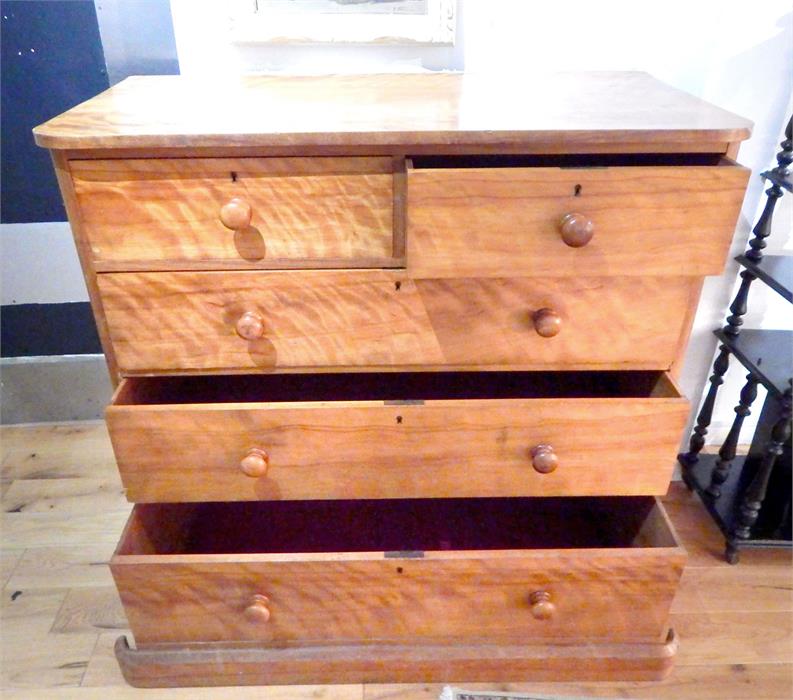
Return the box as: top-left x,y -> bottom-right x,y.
228,0 -> 456,45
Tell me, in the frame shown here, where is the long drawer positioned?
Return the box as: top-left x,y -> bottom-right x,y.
107,371 -> 687,502
111,496 -> 685,646
71,157 -> 399,270
407,155 -> 749,278
97,271 -> 698,372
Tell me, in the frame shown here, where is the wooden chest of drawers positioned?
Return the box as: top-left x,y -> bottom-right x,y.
35,72 -> 751,687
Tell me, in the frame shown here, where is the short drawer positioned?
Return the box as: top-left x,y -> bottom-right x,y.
407,155 -> 749,278
111,496 -> 685,646
71,157 -> 400,270
107,370 -> 687,502
97,271 -> 698,372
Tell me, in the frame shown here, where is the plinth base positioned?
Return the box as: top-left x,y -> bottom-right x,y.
115,630 -> 678,687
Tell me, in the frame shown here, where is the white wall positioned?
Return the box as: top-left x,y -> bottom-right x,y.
0,222 -> 88,305
170,0 -> 793,444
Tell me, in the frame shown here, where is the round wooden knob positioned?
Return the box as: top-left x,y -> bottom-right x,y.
240,448 -> 269,478
235,311 -> 264,340
559,212 -> 594,247
529,590 -> 555,620
220,198 -> 252,230
532,308 -> 561,338
530,444 -> 558,474
244,594 -> 270,623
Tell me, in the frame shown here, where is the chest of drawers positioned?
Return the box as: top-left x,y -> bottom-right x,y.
35,72 -> 751,687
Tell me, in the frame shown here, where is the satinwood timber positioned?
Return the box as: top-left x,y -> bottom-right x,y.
35,72 -> 752,686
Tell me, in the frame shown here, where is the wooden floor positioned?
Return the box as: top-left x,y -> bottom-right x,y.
1,421 -> 791,700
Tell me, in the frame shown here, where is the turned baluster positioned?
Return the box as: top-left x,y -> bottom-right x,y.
706,372 -> 759,498
746,117 -> 791,263
734,383 -> 792,540
680,345 -> 731,467
723,270 -> 756,337
747,188 -> 783,263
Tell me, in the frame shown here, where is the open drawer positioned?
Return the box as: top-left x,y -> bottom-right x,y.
107,370 -> 688,502
407,154 -> 750,278
111,496 -> 686,646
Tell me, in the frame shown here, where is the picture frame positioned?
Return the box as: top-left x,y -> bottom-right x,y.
228,0 -> 456,45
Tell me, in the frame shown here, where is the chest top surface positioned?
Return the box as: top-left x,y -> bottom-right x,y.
33,72 -> 751,152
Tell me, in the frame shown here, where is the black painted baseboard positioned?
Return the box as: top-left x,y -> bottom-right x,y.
1,302 -> 101,357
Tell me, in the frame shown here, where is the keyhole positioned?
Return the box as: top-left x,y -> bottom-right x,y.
394,281 -> 402,291
231,171 -> 238,182
396,415 -> 403,424
574,184 -> 582,196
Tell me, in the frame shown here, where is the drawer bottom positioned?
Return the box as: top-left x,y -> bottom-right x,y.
115,630 -> 678,687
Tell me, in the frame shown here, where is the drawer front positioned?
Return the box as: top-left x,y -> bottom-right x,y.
111,498 -> 685,646
71,157 -> 398,270
97,271 -> 697,372
107,373 -> 688,502
408,162 -> 749,278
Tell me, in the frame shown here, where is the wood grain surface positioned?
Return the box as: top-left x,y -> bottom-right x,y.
414,276 -> 696,368
107,375 -> 687,502
96,271 -> 697,372
110,501 -> 684,646
408,161 -> 749,277
113,633 -> 680,686
97,270 -> 442,371
49,153 -> 121,382
71,157 -> 396,270
32,73 -> 752,151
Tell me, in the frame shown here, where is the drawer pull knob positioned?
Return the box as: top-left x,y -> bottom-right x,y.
559,212 -> 594,247
244,594 -> 271,623
240,448 -> 269,478
532,308 -> 562,337
529,590 -> 555,620
530,444 -> 558,474
236,311 -> 265,340
220,197 -> 253,230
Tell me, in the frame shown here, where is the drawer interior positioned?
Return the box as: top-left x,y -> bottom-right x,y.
409,153 -> 731,169
117,496 -> 678,556
113,370 -> 680,406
